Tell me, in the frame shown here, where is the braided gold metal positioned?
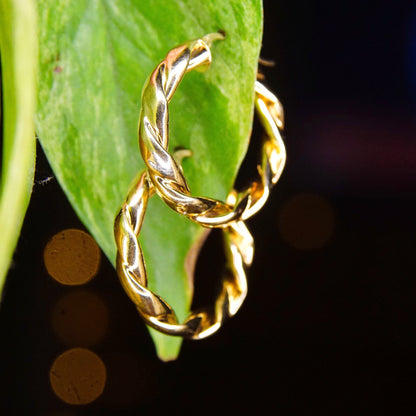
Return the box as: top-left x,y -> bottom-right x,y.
139,34 -> 286,228
114,171 -> 253,339
114,34 -> 286,338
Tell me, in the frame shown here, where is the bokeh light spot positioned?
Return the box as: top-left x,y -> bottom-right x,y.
44,229 -> 101,285
278,193 -> 335,250
51,290 -> 109,347
49,348 -> 106,405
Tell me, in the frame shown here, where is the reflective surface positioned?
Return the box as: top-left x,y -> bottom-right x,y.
138,34 -> 286,228
114,171 -> 253,339
115,34 -> 285,337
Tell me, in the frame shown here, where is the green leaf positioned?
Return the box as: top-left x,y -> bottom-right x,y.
36,0 -> 263,360
0,0 -> 37,295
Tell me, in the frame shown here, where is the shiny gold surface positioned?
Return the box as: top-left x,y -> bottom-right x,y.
114,34 -> 286,338
138,34 -> 286,228
114,171 -> 253,339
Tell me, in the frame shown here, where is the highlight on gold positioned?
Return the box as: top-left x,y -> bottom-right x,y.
49,347 -> 107,405
44,229 -> 101,285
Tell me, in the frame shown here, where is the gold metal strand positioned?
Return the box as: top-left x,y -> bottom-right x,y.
114,172 -> 253,339
139,34 -> 286,228
114,34 -> 286,338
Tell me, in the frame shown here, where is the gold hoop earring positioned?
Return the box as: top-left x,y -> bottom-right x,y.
114,34 -> 286,338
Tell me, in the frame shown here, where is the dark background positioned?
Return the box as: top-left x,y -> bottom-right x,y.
1,0 -> 415,414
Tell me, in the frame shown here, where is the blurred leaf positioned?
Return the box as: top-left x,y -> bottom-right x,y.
36,0 -> 263,360
0,0 -> 37,295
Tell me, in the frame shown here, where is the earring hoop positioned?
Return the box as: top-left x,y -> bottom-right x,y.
114,34 -> 286,339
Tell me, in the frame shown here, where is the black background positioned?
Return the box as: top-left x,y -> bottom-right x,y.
1,1 -> 415,414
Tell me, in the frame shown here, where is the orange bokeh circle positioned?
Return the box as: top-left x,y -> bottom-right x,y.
49,347 -> 106,405
44,229 -> 101,285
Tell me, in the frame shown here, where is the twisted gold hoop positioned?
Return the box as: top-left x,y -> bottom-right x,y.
114,171 -> 253,339
114,34 -> 286,339
139,34 -> 286,228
